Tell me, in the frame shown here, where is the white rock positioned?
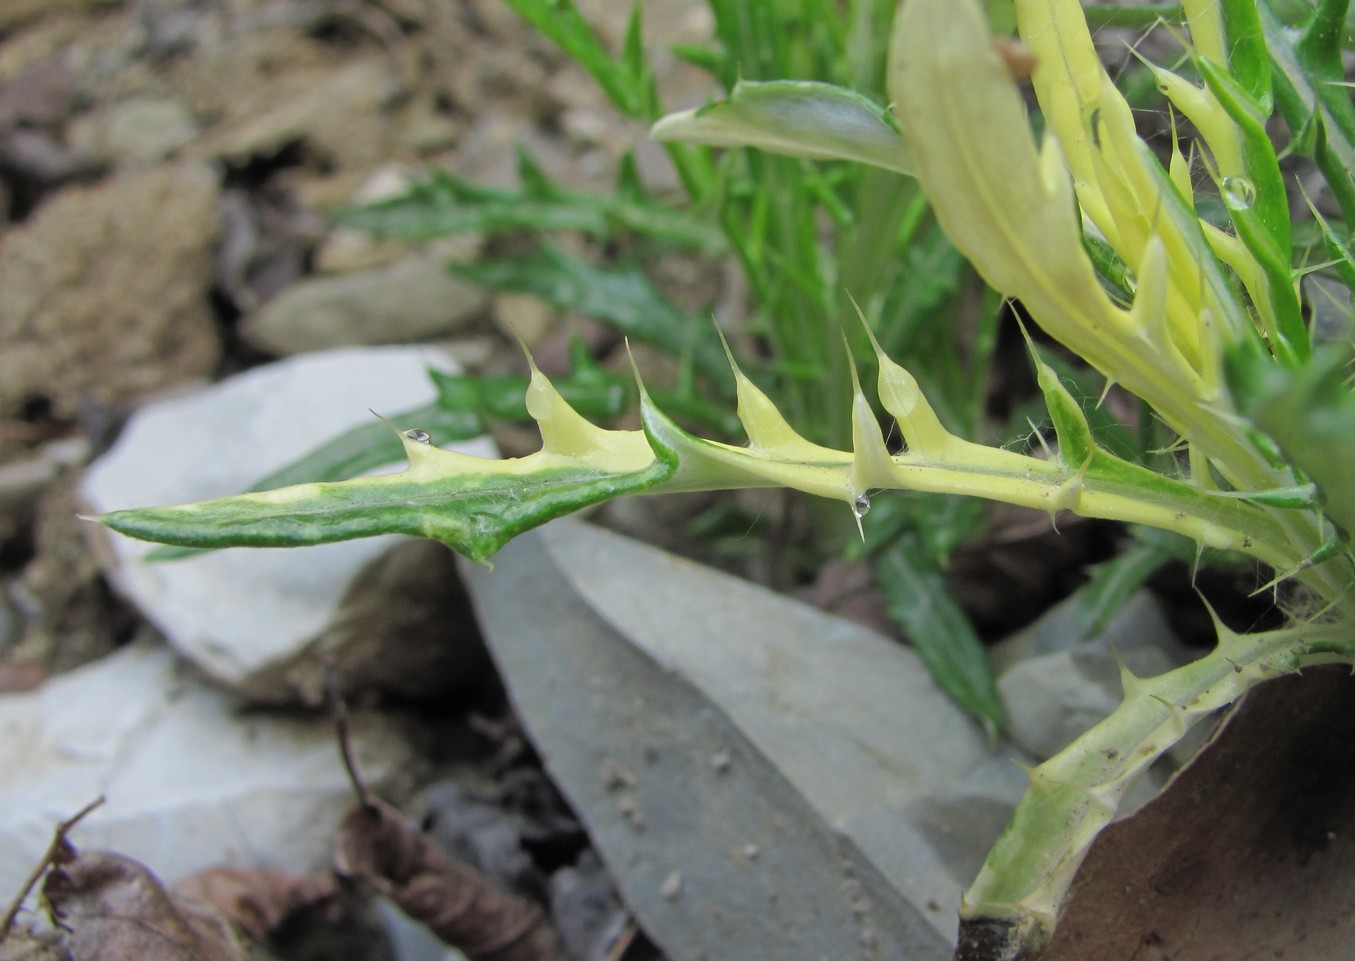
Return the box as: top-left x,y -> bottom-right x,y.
80,347 -> 496,704
0,640 -> 419,897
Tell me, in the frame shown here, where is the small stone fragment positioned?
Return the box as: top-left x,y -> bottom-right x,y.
617,798 -> 645,833
67,97 -> 198,166
600,757 -> 636,792
239,255 -> 489,354
658,870 -> 682,902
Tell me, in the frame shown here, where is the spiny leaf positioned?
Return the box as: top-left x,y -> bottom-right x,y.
105,369 -> 672,566
963,612 -> 1355,945
103,348 -> 1300,575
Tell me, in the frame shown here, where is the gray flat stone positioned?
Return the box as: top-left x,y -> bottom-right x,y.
239,256 -> 489,355
464,520 -> 1035,959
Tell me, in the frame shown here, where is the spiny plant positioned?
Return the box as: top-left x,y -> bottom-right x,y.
99,0 -> 1355,956
338,0 -> 1016,735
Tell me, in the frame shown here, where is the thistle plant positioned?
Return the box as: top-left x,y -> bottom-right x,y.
98,0 -> 1355,956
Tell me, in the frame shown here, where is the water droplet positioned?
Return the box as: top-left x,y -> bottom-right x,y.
852,493 -> 872,519
1222,176 -> 1255,211
404,429 -> 432,444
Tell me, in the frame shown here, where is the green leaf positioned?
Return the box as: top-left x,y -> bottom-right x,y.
142,356 -> 635,561
112,456 -> 672,566
651,80 -> 914,175
500,0 -> 649,117
870,531 -> 1004,737
1306,207 -> 1355,293
1196,57 -> 1307,363
1071,538 -> 1176,641
452,245 -> 735,393
1035,353 -> 1138,464
669,42 -> 723,74
1226,341 -> 1355,535
335,152 -> 725,254
1216,0 -> 1272,106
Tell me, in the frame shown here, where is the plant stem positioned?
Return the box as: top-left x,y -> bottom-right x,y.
959,616 -> 1355,953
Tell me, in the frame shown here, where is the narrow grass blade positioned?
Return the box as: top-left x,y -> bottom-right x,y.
453,246 -> 734,392
500,0 -> 649,117
1072,539 -> 1176,641
870,532 -> 1004,737
335,155 -> 724,253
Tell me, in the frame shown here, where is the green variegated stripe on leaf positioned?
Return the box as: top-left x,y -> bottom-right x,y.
142,347 -> 639,563
102,366 -> 671,566
651,79 -> 914,174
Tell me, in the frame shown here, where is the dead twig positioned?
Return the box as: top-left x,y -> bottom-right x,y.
0,796 -> 105,941
326,662 -> 373,811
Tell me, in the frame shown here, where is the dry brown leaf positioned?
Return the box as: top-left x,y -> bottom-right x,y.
1036,667 -> 1355,960
334,799 -> 567,961
0,658 -> 47,694
171,867 -> 338,945
41,850 -> 246,961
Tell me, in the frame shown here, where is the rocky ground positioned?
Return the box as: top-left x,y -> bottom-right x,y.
0,2 -> 714,959
1,3 -> 1341,961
